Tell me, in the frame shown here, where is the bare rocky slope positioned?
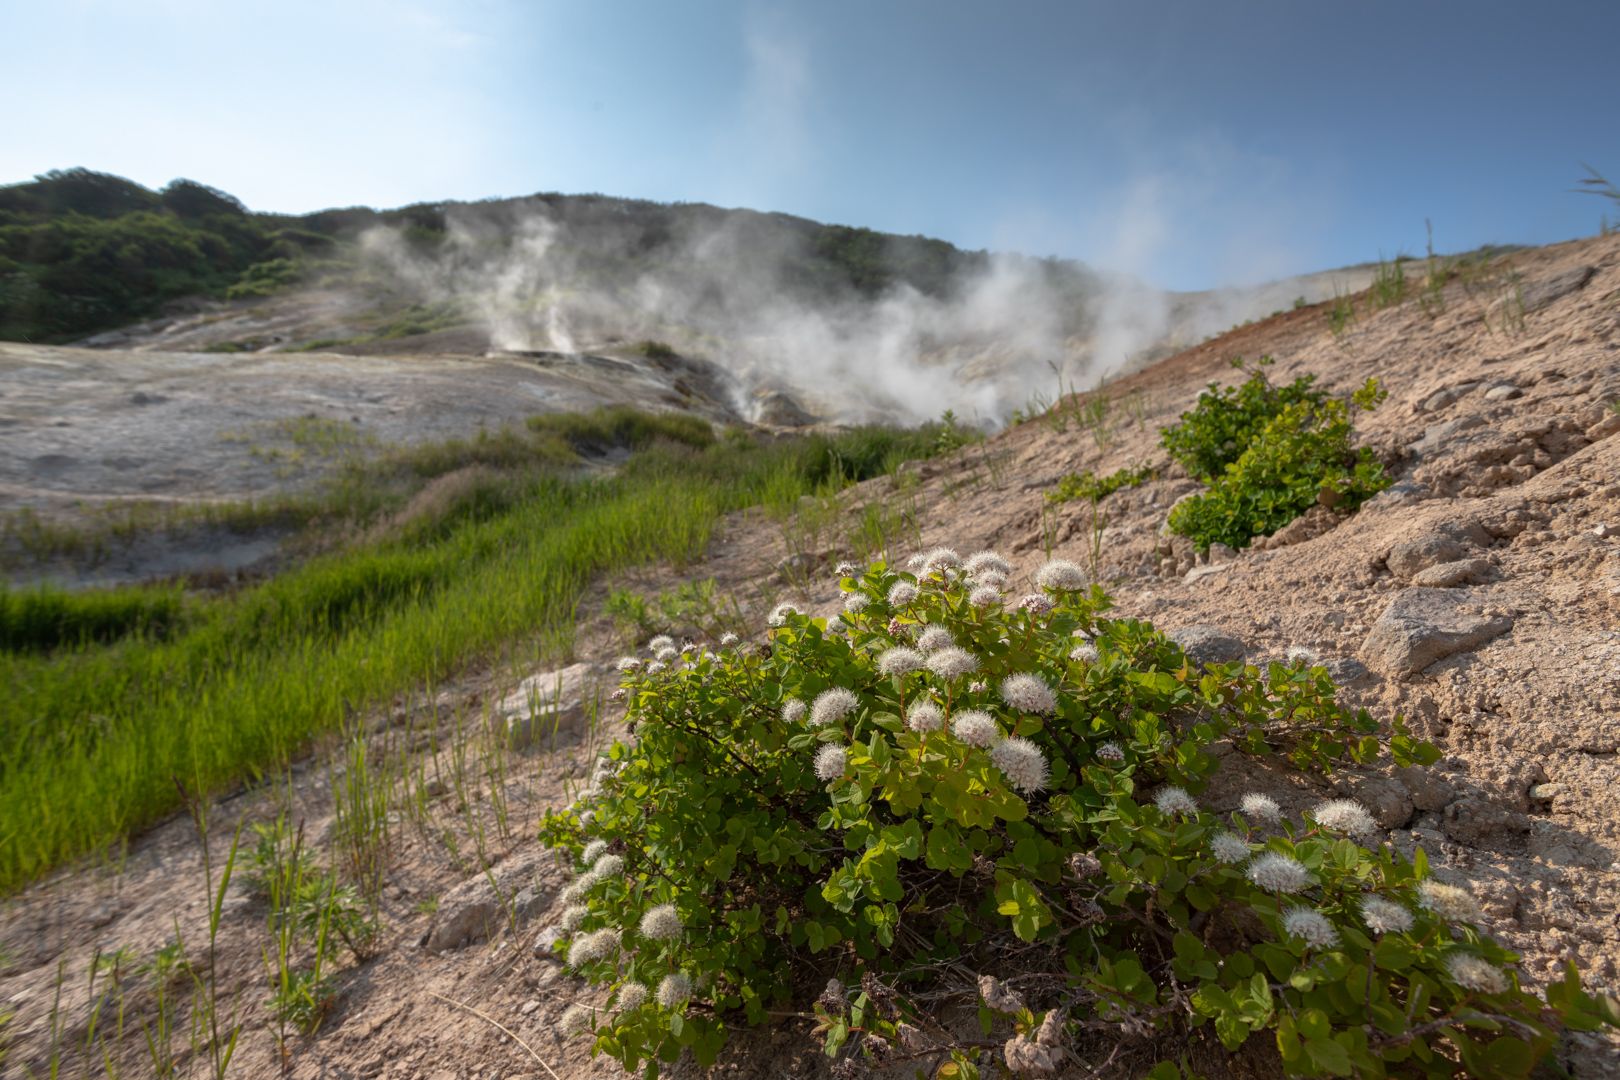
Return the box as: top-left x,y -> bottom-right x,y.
2,233 -> 1618,1078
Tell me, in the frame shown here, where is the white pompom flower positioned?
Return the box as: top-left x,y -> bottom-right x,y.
927,647 -> 979,679
1035,560 -> 1087,591
952,709 -> 1000,748
1417,880 -> 1481,924
906,700 -> 944,733
814,744 -> 848,782
781,698 -> 807,724
658,972 -> 693,1008
1445,952 -> 1508,994
1246,853 -> 1312,894
887,581 -> 919,606
990,737 -> 1050,794
616,982 -> 649,1011
877,647 -> 927,676
1210,832 -> 1251,864
1282,907 -> 1340,950
1240,793 -> 1283,824
916,625 -> 955,652
964,551 -> 1012,578
999,673 -> 1057,714
810,687 -> 859,727
1360,896 -> 1414,935
1311,799 -> 1378,839
1154,786 -> 1198,817
639,903 -> 681,941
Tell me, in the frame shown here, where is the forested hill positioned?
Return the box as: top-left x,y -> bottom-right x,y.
0,167 -> 1090,344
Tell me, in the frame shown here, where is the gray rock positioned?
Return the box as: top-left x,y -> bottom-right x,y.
1183,563 -> 1230,584
1410,415 -> 1485,457
1206,542 -> 1237,564
1483,383 -> 1522,402
1441,797 -> 1531,847
1418,383 -> 1480,413
1409,558 -> 1493,588
500,662 -> 596,749
1169,625 -> 1247,667
1493,264 -> 1595,317
1362,589 -> 1513,676
1397,765 -> 1455,812
1345,776 -> 1414,830
753,389 -> 817,428
1386,536 -> 1470,579
1361,481 -> 1428,510
425,852 -> 551,953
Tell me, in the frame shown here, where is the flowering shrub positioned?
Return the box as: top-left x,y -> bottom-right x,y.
539,553 -> 1615,1077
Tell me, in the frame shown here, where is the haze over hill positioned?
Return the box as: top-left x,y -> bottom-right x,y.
3,169 -> 1393,429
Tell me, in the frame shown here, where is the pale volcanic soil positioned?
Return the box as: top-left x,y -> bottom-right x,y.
2,234 -> 1619,1079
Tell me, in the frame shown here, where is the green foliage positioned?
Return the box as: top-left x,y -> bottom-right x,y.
1369,257 -> 1409,310
541,561 -> 1612,1076
224,257 -> 302,299
0,413 -> 958,890
1166,402 -> 1392,553
1160,357 -> 1326,482
1046,463 -> 1157,506
0,582 -> 186,652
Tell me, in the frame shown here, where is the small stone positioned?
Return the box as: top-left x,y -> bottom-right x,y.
1410,558 -> 1493,588
501,662 -> 595,749
1386,535 -> 1470,580
1484,383 -> 1523,402
1183,563 -> 1230,584
1169,625 -> 1247,667
1206,542 -> 1237,564
1594,523 -> 1616,539
1442,797 -> 1530,846
1362,589 -> 1513,676
519,1000 -> 540,1016
1528,783 -> 1566,802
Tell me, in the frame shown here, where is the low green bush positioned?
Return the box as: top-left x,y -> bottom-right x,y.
0,583 -> 186,652
1161,359 -> 1390,551
1046,463 -> 1157,505
540,554 -> 1613,1077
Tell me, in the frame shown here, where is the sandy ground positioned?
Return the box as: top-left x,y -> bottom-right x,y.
2,233 -> 1618,1078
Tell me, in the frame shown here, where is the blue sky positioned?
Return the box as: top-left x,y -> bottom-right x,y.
4,1 -> 1617,290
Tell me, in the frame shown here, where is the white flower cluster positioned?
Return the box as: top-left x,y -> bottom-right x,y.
1246,852 -> 1313,893
1282,906 -> 1340,949
951,709 -> 1000,748
1154,786 -> 1198,817
658,972 -> 692,1008
1240,792 -> 1282,824
567,927 -> 621,966
877,646 -> 926,676
814,744 -> 848,782
990,737 -> 1049,794
999,673 -> 1057,714
1034,559 -> 1086,591
638,903 -> 681,941
1311,799 -> 1377,839
810,687 -> 858,727
1417,879 -> 1481,923
906,700 -> 944,733
915,625 -> 955,652
927,646 -> 978,679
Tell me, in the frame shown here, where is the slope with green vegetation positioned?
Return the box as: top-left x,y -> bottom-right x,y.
0,408 -> 968,890
0,167 -> 1088,345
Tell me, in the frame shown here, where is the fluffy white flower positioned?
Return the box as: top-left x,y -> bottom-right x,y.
609,687 -> 627,703
582,840 -> 609,866
781,698 -> 807,724
887,581 -> 919,606
877,646 -> 927,675
991,737 -> 1050,794
1445,952 -> 1508,994
916,625 -> 955,652
592,854 -> 624,879
1418,880 -> 1481,924
964,551 -> 1012,578
1095,741 -> 1125,763
974,571 -> 1008,589
835,561 -> 860,577
927,646 -> 979,679
1282,907 -> 1340,950
658,972 -> 692,1008
645,660 -> 666,675
1210,833 -> 1250,864
907,700 -> 944,733
814,744 -> 848,782
1360,896 -> 1414,935
1246,853 -> 1312,893
680,642 -> 698,655
1000,673 -> 1057,714
844,592 -> 871,614
1018,593 -> 1054,615
647,635 -> 675,653
616,982 -> 649,1011
559,1003 -> 593,1035
811,687 -> 859,727
824,615 -> 846,635
1286,645 -> 1321,665
921,547 -> 962,574
616,656 -> 642,672
654,646 -> 678,663
560,905 -> 588,931
1240,793 -> 1283,824
719,632 -> 739,647
952,709 -> 999,748
567,928 -> 621,966
1069,641 -> 1098,662
578,810 -> 596,829
969,585 -> 1002,608
639,903 -> 681,941
1154,786 -> 1198,817
905,553 -> 928,571
1312,799 -> 1378,839
767,601 -> 800,627
1035,559 -> 1086,591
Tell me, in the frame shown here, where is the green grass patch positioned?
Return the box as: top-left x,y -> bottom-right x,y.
0,412 -> 956,891
0,582 -> 186,652
1045,463 -> 1157,505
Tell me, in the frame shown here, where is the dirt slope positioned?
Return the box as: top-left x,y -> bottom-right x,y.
2,233 -> 1618,1078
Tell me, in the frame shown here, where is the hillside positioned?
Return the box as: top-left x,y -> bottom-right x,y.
1,230 -> 1615,1077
